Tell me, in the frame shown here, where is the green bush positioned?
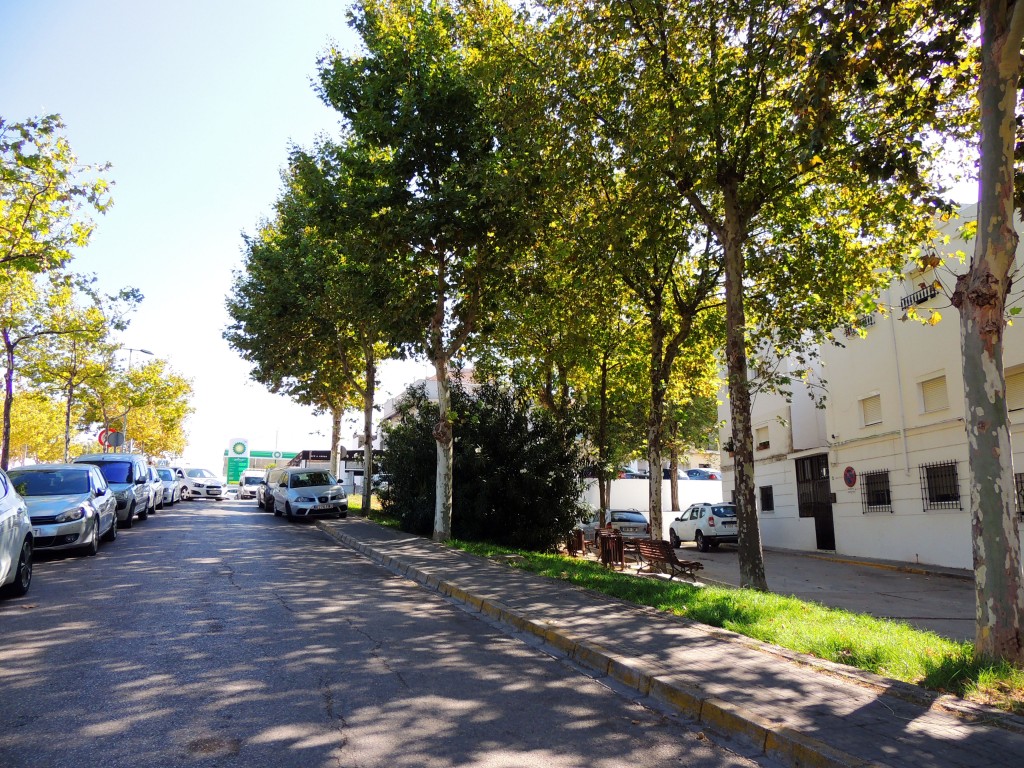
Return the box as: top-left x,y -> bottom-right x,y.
378,380 -> 588,550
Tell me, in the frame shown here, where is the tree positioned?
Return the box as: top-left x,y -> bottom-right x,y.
8,387 -> 65,464
317,0 -> 536,541
543,0 -> 975,589
0,114 -> 112,273
949,0 -> 1024,664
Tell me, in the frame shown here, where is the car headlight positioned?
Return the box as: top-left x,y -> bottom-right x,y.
56,507 -> 87,523
295,496 -> 315,503
115,489 -> 130,500
193,482 -> 206,488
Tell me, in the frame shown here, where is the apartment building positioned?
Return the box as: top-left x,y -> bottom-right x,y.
719,205 -> 1024,569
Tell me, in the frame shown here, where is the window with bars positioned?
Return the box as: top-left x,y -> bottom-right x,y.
919,461 -> 961,511
760,485 -> 774,512
861,470 -> 892,513
900,284 -> 939,310
1015,473 -> 1024,520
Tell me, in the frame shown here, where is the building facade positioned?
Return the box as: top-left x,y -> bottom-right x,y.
719,207 -> 1024,569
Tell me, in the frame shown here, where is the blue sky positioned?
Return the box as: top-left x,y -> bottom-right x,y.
1,0 -> 430,469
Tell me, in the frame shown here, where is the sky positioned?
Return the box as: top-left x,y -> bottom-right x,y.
0,0 -> 432,470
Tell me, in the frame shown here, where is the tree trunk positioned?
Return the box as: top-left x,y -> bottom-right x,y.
598,352 -> 610,519
950,0 -> 1024,664
2,333 -> 15,471
432,358 -> 454,542
647,319 -> 666,540
64,380 -> 74,463
361,347 -> 376,512
723,191 -> 768,591
670,440 -> 680,512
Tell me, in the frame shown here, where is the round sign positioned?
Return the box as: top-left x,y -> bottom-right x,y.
272,450 -> 282,459
843,466 -> 857,488
231,440 -> 247,455
97,428 -> 109,446
106,431 -> 125,448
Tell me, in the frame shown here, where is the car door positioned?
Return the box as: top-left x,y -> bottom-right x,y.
680,505 -> 702,542
91,468 -> 115,534
0,471 -> 14,582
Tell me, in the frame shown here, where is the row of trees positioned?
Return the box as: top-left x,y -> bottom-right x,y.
1,115 -> 193,465
226,1 -> 1022,664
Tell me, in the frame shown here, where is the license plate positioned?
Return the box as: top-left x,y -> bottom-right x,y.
723,521 -> 737,527
313,503 -> 334,510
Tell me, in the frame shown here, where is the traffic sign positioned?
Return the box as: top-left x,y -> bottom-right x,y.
106,431 -> 125,448
97,428 -> 109,446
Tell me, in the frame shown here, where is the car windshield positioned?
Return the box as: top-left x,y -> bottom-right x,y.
158,469 -> 174,481
289,471 -> 335,488
10,469 -> 90,496
712,505 -> 737,517
611,511 -> 648,523
187,468 -> 216,479
242,476 -> 262,485
93,462 -> 133,484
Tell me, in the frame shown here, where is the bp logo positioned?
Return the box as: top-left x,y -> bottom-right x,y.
231,440 -> 248,456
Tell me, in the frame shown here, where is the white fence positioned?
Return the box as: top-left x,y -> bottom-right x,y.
583,478 -> 723,540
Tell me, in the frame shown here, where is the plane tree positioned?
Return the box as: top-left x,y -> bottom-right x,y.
316,0 -> 540,540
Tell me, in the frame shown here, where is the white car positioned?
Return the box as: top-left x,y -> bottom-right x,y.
669,502 -> 739,551
174,467 -> 226,501
269,467 -> 347,521
237,469 -> 264,500
0,469 -> 33,597
156,467 -> 183,505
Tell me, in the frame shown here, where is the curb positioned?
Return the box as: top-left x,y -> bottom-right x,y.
316,520 -> 894,767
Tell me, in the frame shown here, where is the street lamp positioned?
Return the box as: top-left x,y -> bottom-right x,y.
122,347 -> 154,453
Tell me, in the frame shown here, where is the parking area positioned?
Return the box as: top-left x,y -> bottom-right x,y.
676,544 -> 975,642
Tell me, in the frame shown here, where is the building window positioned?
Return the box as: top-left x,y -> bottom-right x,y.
1016,473 -> 1024,520
755,426 -> 770,451
920,375 -> 948,413
860,394 -> 882,426
1007,369 -> 1024,412
860,470 -> 892,513
760,485 -> 774,512
919,461 -> 961,511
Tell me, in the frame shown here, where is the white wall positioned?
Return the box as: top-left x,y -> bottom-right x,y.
583,478 -> 723,540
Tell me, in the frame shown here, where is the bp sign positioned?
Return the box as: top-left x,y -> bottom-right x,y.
230,439 -> 249,457
227,438 -> 250,484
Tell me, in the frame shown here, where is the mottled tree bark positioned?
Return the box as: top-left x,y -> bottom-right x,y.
951,0 -> 1024,663
361,345 -> 376,513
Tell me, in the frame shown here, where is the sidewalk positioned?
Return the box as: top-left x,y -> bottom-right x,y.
315,517 -> 1024,768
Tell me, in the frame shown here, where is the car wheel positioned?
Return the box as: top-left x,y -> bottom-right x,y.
122,504 -> 134,529
138,500 -> 149,521
669,530 -> 680,548
7,538 -> 32,596
271,499 -> 281,517
80,518 -> 100,557
103,515 -> 118,542
180,486 -> 191,501
695,531 -> 708,552
285,502 -> 294,522
157,493 -> 164,511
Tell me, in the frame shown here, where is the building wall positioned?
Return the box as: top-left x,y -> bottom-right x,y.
719,205 -> 1024,569
583,478 -> 724,541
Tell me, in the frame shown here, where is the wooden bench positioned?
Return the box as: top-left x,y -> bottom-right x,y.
634,539 -> 703,581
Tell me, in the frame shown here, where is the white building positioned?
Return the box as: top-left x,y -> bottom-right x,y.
719,206 -> 1024,569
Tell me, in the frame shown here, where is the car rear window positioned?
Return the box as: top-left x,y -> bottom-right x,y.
91,461 -> 133,484
712,505 -> 737,517
611,511 -> 648,523
10,469 -> 90,496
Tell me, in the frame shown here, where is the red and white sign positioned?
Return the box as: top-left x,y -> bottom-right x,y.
97,429 -> 109,446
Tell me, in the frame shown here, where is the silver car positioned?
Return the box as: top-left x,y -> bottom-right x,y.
0,469 -> 32,596
146,466 -> 165,511
156,467 -> 182,505
8,464 -> 117,556
576,508 -> 651,543
269,468 -> 347,521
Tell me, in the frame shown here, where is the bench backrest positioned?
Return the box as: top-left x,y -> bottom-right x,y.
636,539 -> 674,560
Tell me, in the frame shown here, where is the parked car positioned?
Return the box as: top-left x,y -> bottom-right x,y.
685,468 -> 721,481
237,469 -> 265,500
257,467 -> 285,510
8,464 -> 117,556
74,453 -> 152,528
371,473 -> 391,494
0,469 -> 32,596
669,502 -> 738,551
268,467 -> 348,521
173,467 -> 226,501
576,508 -> 651,542
146,466 -> 165,512
663,468 -> 691,480
156,467 -> 182,506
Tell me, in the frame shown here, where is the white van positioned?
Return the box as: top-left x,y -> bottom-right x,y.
237,469 -> 264,500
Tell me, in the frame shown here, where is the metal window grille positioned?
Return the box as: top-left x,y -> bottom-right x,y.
900,285 -> 939,310
919,461 -> 961,511
1016,473 -> 1024,520
860,470 -> 892,513
759,485 -> 774,512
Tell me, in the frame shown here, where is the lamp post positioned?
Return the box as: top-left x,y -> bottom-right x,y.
122,347 -> 153,453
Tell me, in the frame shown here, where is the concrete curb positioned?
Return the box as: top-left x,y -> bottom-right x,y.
316,520 -> 896,767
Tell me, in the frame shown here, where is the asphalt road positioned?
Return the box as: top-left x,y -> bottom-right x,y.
0,498 -> 769,768
673,542 -> 975,642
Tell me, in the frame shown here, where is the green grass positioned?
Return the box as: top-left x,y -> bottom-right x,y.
451,540 -> 1024,714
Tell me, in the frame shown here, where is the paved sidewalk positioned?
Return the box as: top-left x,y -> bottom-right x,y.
315,517 -> 1024,768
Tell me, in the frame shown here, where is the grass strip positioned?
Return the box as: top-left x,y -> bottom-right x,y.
450,540 -> 1024,714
